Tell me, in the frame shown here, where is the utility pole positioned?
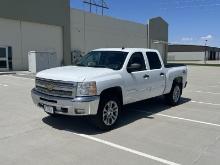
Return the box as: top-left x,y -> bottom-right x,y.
89,0 -> 92,12
83,0 -> 109,16
101,0 -> 104,16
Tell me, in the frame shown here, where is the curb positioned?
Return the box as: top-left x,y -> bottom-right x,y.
0,72 -> 16,75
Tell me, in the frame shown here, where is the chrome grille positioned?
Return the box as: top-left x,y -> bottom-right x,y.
35,78 -> 76,98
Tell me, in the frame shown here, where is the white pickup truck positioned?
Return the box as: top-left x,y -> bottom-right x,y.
31,48 -> 187,130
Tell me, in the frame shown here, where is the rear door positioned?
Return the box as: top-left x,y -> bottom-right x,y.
145,52 -> 166,98
124,52 -> 151,103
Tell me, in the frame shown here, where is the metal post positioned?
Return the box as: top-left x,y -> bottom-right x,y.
101,0 -> 104,16
89,0 -> 92,12
204,40 -> 208,64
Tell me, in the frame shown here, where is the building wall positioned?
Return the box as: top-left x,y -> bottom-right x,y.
70,9 -> 148,56
0,18 -> 22,69
168,45 -> 220,61
0,0 -> 71,70
168,52 -> 205,61
148,17 -> 168,63
21,22 -> 63,68
0,18 -> 63,70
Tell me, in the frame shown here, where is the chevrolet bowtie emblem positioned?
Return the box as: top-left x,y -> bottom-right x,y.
46,83 -> 54,91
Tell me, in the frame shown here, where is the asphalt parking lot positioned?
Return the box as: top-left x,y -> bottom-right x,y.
0,66 -> 220,165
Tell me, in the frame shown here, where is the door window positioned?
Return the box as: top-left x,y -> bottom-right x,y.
127,52 -> 146,72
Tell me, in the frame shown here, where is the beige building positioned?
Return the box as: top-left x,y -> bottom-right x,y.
0,0 -> 168,71
168,44 -> 220,61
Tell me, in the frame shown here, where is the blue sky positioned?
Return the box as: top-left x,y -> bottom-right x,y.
70,0 -> 220,47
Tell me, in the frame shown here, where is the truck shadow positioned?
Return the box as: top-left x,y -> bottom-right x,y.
42,97 -> 191,135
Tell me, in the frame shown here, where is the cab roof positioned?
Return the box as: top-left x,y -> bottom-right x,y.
93,48 -> 158,53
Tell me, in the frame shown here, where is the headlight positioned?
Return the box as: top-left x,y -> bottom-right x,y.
77,82 -> 97,96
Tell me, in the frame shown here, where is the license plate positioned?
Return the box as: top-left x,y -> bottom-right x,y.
44,105 -> 54,114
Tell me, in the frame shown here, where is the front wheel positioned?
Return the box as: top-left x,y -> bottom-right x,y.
165,83 -> 182,106
92,96 -> 121,130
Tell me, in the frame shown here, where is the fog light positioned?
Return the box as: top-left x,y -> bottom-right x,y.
75,108 -> 85,114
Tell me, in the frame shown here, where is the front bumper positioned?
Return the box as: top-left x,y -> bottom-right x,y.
31,89 -> 100,116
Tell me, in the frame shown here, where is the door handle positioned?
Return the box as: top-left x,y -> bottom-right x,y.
143,74 -> 150,79
160,73 -> 165,76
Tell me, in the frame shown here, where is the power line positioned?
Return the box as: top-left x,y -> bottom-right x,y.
82,0 -> 109,16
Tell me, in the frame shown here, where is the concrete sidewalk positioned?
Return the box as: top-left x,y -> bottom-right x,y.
0,71 -> 35,79
0,71 -> 16,75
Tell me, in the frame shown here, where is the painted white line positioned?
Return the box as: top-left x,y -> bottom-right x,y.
187,90 -> 220,95
0,83 -> 8,87
136,110 -> 220,128
191,100 -> 220,106
157,114 -> 220,127
208,85 -> 220,88
72,132 -> 180,165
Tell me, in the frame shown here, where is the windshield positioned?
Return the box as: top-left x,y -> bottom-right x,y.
76,51 -> 128,70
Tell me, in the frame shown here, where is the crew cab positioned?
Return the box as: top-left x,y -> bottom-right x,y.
31,48 -> 187,130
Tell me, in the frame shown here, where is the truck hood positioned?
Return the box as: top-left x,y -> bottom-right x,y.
36,66 -> 115,82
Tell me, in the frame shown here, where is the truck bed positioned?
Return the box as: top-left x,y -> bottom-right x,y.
165,63 -> 186,68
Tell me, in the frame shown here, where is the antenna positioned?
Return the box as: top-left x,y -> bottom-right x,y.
82,0 -> 109,16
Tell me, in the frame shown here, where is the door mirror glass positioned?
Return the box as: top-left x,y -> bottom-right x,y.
127,63 -> 141,73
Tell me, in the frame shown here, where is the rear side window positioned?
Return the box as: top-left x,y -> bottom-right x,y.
146,52 -> 162,70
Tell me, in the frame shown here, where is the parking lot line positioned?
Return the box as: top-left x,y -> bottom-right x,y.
208,85 -> 220,88
187,90 -> 220,95
0,83 -> 8,87
72,132 -> 181,165
156,114 -> 220,127
190,100 -> 220,106
136,110 -> 220,128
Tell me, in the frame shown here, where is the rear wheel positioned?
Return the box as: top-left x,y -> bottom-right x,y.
165,83 -> 182,106
92,95 -> 121,130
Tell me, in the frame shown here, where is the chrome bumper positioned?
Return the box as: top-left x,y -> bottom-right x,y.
31,89 -> 100,116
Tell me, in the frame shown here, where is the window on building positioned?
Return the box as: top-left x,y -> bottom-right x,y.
8,47 -> 12,70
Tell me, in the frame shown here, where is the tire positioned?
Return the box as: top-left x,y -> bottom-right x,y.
92,95 -> 121,130
165,83 -> 182,106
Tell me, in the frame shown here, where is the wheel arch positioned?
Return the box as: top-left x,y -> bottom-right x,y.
172,77 -> 183,94
100,86 -> 123,105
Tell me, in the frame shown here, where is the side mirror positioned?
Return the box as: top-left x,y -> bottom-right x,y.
127,63 -> 141,73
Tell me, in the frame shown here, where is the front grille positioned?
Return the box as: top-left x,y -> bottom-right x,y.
35,78 -> 76,98
36,78 -> 75,89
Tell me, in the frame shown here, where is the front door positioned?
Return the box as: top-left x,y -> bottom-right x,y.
0,47 -> 9,71
124,52 -> 151,104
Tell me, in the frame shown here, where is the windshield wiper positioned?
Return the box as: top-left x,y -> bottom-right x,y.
92,65 -> 106,68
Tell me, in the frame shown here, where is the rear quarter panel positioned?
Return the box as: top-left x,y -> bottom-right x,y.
164,66 -> 187,94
